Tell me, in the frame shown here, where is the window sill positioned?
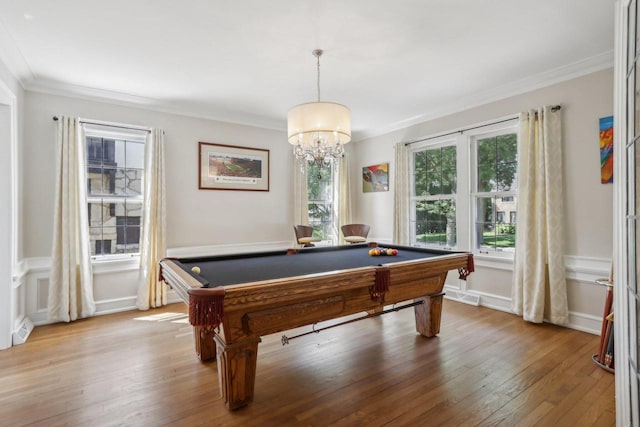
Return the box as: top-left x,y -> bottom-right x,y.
91,255 -> 140,275
472,252 -> 514,271
412,243 -> 456,251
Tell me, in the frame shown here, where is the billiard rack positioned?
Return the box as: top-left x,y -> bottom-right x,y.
280,298 -> 429,345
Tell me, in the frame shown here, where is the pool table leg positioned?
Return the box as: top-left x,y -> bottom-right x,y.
413,292 -> 445,337
214,335 -> 261,410
193,326 -> 217,361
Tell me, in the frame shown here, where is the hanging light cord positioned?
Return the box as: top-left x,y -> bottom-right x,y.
314,49 -> 323,102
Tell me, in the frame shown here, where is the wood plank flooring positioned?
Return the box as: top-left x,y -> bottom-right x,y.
0,301 -> 615,426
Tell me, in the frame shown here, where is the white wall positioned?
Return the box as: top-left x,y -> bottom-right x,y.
0,57 -> 24,348
21,91 -> 294,323
349,68 -> 615,332
23,92 -> 294,256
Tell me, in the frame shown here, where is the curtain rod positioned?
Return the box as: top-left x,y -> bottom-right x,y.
404,105 -> 561,146
52,116 -> 151,133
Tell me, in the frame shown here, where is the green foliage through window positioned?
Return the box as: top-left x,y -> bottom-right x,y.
410,128 -> 518,254
475,134 -> 517,252
412,145 -> 457,248
414,146 -> 456,196
307,162 -> 335,242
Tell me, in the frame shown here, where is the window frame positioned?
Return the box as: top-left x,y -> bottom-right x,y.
305,161 -> 339,244
408,118 -> 518,260
409,137 -> 461,250
83,123 -> 148,262
468,124 -> 519,258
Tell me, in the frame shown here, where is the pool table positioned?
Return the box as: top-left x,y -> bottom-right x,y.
159,242 -> 473,410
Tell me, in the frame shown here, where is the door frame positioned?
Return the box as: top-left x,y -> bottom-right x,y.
614,0 -> 637,425
0,78 -> 18,350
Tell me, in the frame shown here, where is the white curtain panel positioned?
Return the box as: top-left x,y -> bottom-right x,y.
393,142 -> 410,245
293,158 -> 309,227
512,106 -> 568,325
337,153 -> 352,245
48,116 -> 95,322
136,129 -> 167,310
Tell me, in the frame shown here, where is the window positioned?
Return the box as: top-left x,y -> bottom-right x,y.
306,161 -> 337,243
84,124 -> 147,259
472,132 -> 518,253
410,121 -> 518,257
412,144 -> 457,248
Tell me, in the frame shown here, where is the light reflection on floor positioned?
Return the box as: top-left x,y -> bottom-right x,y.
133,312 -> 189,323
133,312 -> 192,338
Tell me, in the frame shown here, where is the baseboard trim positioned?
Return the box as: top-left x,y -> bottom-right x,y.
31,291 -> 185,326
567,311 -> 602,335
443,289 -> 480,306
443,286 -> 601,335
446,287 -> 513,313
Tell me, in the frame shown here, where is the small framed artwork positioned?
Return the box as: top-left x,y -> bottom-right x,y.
199,142 -> 270,191
362,162 -> 389,192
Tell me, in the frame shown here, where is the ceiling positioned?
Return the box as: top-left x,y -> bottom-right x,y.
0,0 -> 615,140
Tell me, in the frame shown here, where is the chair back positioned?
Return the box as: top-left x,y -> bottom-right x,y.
341,224 -> 370,239
293,225 -> 314,240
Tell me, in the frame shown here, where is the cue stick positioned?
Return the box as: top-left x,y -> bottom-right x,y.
597,287 -> 613,363
281,300 -> 425,345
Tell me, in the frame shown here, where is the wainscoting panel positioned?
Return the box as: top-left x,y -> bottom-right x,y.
17,245 -> 610,338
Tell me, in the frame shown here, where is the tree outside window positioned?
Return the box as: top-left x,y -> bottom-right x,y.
306,161 -> 336,243
413,145 -> 457,248
475,133 -> 517,252
409,124 -> 518,256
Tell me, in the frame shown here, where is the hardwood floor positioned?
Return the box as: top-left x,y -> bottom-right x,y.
0,301 -> 614,426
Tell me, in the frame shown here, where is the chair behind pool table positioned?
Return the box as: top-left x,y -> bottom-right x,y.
341,224 -> 370,243
293,225 -> 321,247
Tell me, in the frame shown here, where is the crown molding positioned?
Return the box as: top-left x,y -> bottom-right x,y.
24,79 -> 286,132
0,22 -> 34,87
356,50 -> 615,141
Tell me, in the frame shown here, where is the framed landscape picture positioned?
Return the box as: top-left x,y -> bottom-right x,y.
362,162 -> 389,192
199,142 -> 270,191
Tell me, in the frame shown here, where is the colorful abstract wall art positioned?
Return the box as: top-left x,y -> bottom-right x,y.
362,163 -> 389,192
599,116 -> 613,184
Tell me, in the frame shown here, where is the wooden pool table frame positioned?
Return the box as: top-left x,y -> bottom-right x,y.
159,243 -> 473,410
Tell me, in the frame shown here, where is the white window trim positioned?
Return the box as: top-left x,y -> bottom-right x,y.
409,136 -> 461,250
82,120 -> 149,262
306,161 -> 339,245
467,123 -> 518,259
82,121 -> 150,142
408,117 -> 518,260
